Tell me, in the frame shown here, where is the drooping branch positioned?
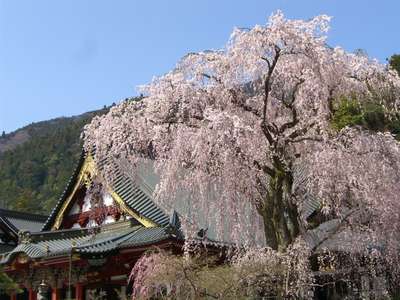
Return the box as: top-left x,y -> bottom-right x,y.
229,88 -> 262,117
261,46 -> 281,146
278,79 -> 305,134
253,160 -> 275,177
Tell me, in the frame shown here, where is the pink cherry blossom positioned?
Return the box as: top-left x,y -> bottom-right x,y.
84,12 -> 400,285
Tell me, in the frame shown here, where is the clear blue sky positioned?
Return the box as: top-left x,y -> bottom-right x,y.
0,0 -> 399,133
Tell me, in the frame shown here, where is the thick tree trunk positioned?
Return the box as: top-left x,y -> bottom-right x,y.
259,165 -> 300,251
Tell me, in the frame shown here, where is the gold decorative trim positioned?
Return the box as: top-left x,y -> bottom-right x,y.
52,155 -> 96,230
110,191 -> 157,228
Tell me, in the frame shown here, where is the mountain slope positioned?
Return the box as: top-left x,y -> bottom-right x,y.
0,108 -> 109,214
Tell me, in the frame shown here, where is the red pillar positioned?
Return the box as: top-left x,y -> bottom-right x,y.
76,283 -> 84,300
29,288 -> 37,300
10,293 -> 17,300
51,288 -> 61,300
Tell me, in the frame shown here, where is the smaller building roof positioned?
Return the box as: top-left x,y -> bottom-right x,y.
0,209 -> 48,234
0,219 -> 179,264
0,208 -> 48,254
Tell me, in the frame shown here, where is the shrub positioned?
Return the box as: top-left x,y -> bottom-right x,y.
331,97 -> 400,140
331,97 -> 363,131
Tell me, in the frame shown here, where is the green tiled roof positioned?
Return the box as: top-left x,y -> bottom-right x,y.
292,164 -> 321,220
42,150 -> 170,230
111,170 -> 169,226
0,219 -> 176,264
0,244 -> 15,254
0,209 -> 48,238
96,153 -> 170,226
119,226 -> 177,248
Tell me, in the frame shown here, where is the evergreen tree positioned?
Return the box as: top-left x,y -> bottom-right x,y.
389,54 -> 400,76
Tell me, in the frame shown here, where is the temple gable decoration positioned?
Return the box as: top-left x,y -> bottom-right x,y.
47,152 -> 169,231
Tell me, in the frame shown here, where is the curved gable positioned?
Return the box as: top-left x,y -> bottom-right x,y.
42,151 -> 169,231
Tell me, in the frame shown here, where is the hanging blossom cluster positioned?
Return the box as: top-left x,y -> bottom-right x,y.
84,10 -> 400,255
129,251 -> 167,299
231,239 -> 313,299
129,239 -> 313,299
299,128 -> 400,275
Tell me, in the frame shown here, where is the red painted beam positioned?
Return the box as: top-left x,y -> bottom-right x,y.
76,283 -> 84,300
51,288 -> 61,300
29,288 -> 37,300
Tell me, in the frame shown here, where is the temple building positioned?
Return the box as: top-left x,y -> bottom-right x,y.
0,151 -> 185,300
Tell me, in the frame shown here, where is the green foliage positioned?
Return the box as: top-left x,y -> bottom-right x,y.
389,54 -> 400,76
331,97 -> 400,140
362,102 -> 386,131
0,267 -> 20,295
0,108 -> 108,214
331,97 -> 363,130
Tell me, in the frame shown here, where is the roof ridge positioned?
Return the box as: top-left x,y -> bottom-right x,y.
0,216 -> 19,236
0,209 -> 48,222
78,224 -> 142,250
34,219 -> 139,242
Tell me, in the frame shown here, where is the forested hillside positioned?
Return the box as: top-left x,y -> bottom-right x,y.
0,107 -> 109,214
